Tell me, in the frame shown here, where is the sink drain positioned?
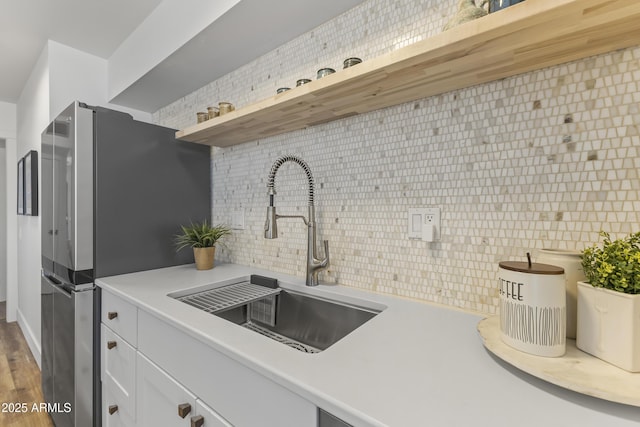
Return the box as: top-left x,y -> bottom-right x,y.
242,322 -> 320,354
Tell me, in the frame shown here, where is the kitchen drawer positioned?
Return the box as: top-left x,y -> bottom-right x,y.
102,384 -> 136,427
195,399 -> 232,427
137,309 -> 316,427
102,324 -> 136,418
102,289 -> 138,346
137,352 -> 196,427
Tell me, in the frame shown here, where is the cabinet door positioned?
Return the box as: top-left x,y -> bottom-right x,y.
194,399 -> 233,427
102,324 -> 136,417
102,386 -> 136,427
137,352 -> 196,427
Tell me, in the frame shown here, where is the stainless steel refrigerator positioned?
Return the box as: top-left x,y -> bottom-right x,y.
40,102 -> 210,427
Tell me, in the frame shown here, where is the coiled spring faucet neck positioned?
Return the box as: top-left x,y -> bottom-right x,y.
264,155 -> 329,286
267,155 -> 315,206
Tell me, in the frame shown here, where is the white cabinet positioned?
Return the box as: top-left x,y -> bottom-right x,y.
137,309 -> 317,426
101,325 -> 136,417
136,353 -> 196,427
137,353 -> 233,427
101,290 -> 138,427
194,399 -> 233,427
100,289 -> 236,427
102,289 -> 138,346
102,386 -> 136,427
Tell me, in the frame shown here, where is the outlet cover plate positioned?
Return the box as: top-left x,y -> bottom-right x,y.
424,207 -> 441,241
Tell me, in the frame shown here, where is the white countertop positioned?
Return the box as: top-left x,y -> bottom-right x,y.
96,263 -> 640,427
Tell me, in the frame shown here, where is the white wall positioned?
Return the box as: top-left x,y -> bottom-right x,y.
0,140 -> 6,302
16,45 -> 49,360
48,41 -> 107,120
0,101 -> 17,320
48,41 -> 152,122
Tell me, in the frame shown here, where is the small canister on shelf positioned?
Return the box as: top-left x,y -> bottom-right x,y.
343,57 -> 362,68
316,68 -> 335,79
218,102 -> 234,115
498,253 -> 566,357
196,112 -> 208,123
296,78 -> 311,86
207,106 -> 219,119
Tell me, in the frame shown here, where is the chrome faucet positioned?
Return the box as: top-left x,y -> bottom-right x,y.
264,155 -> 329,286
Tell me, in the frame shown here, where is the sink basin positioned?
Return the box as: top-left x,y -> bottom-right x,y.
170,278 -> 383,353
220,288 -> 381,353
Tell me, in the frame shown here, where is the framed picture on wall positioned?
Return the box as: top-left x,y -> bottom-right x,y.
24,150 -> 38,216
17,157 -> 24,215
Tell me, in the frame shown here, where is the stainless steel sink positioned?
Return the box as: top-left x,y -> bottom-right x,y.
170,279 -> 383,353
221,289 -> 381,353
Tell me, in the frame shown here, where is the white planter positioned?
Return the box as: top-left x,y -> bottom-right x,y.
576,281 -> 640,372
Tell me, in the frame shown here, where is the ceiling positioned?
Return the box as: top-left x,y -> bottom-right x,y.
0,0 -> 365,113
0,0 -> 163,104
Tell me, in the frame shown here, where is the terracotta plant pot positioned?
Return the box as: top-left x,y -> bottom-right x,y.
193,247 -> 215,270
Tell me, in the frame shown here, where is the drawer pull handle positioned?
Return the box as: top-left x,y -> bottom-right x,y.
107,341 -> 117,350
108,405 -> 118,415
178,403 -> 192,418
107,312 -> 118,320
190,415 -> 204,427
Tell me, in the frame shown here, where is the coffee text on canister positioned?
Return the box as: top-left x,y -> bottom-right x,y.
498,278 -> 524,301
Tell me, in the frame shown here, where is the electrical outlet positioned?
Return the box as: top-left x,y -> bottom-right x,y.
424,207 -> 441,241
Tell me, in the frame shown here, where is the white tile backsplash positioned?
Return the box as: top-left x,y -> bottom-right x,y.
153,0 -> 640,315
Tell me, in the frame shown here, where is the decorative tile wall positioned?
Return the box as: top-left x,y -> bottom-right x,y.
153,0 -> 640,315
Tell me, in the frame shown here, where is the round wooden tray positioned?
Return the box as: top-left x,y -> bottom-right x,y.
477,316 -> 640,407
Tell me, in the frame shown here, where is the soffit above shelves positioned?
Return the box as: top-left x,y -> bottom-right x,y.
109,0 -> 366,112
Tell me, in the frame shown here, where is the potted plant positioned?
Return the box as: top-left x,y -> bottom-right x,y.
577,231 -> 640,372
175,221 -> 231,270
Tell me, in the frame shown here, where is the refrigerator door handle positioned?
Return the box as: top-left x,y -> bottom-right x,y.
42,272 -> 73,298
42,271 -> 94,294
42,271 -> 61,286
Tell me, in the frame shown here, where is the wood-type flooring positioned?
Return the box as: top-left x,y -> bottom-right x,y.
0,302 -> 54,427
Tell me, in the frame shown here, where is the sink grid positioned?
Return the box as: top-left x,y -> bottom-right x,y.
174,281 -> 280,314
243,322 -> 320,354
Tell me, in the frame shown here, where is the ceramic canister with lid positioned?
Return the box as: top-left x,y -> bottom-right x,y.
499,259 -> 566,357
537,249 -> 585,339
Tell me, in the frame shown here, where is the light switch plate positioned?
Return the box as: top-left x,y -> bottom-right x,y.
408,208 -> 425,239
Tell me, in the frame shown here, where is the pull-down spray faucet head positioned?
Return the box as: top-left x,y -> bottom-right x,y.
265,189 -> 278,239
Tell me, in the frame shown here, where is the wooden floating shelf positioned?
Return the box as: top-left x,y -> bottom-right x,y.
176,0 -> 640,148
478,316 -> 640,407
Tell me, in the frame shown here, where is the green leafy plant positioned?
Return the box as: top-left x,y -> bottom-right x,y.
581,231 -> 640,294
175,221 -> 231,251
